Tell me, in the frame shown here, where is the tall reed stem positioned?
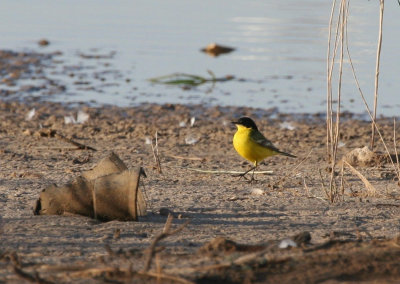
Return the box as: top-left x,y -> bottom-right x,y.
326,0 -> 348,202
371,0 -> 384,149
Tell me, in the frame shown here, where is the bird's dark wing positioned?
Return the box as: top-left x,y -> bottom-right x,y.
250,130 -> 281,152
250,130 -> 296,158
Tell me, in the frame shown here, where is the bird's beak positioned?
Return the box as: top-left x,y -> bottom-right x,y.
231,120 -> 239,125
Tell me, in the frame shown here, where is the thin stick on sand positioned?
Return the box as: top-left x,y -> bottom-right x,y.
55,132 -> 97,151
166,154 -> 205,162
37,129 -> 97,151
151,131 -> 162,173
168,166 -> 273,175
343,161 -> 377,197
142,214 -> 190,272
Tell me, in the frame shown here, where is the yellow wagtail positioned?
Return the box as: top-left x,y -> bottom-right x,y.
232,117 -> 296,181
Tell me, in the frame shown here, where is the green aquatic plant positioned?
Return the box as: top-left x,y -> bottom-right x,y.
149,71 -> 234,88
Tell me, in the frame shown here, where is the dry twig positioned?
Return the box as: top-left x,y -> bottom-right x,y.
143,214 -> 190,272
55,132 -> 97,151
166,154 -> 205,162
169,166 -> 273,175
343,161 -> 377,197
37,129 -> 97,151
326,0 -> 348,202
151,131 -> 162,173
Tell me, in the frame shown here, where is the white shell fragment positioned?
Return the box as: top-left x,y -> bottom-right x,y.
279,238 -> 297,249
144,137 -> 152,145
279,121 -> 295,130
190,117 -> 196,127
64,115 -> 76,124
185,135 -> 198,145
76,110 -> 89,124
64,110 -> 90,124
25,108 -> 36,121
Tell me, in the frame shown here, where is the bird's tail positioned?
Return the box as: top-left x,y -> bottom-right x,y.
278,151 -> 296,158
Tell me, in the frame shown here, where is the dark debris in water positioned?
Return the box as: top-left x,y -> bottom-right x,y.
200,43 -> 236,57
149,71 -> 235,90
38,39 -> 50,47
78,50 -> 116,60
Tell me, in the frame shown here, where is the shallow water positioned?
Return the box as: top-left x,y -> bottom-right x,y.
1,0 -> 399,115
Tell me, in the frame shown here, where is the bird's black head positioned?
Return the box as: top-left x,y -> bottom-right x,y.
232,117 -> 258,130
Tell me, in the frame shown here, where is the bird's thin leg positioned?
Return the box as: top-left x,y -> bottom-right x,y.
238,165 -> 257,180
250,162 -> 258,183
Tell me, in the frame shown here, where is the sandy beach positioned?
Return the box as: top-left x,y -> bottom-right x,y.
1,95 -> 400,283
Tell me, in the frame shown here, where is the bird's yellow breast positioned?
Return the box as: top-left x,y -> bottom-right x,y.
233,125 -> 277,165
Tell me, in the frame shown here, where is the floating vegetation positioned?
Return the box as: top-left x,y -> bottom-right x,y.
149,70 -> 234,89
